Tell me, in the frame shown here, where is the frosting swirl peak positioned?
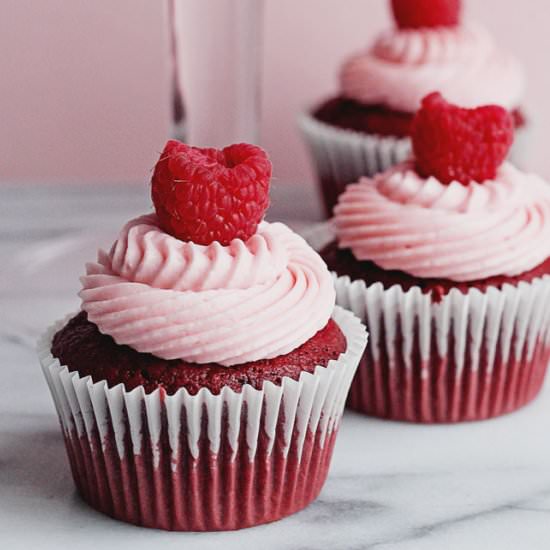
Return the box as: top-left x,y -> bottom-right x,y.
333,163 -> 550,282
341,24 -> 524,112
80,216 -> 336,365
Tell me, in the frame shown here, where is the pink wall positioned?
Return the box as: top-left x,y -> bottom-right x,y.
0,0 -> 548,184
0,0 -> 170,183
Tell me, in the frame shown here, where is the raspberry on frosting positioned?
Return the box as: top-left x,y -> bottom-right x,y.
80,140 -> 337,366
151,140 -> 272,246
411,92 -> 514,185
391,0 -> 461,29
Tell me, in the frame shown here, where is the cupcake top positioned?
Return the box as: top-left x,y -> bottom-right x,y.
80,141 -> 335,366
333,93 -> 550,283
340,0 -> 525,113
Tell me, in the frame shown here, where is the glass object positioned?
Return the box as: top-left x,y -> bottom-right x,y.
167,0 -> 187,141
169,0 -> 265,147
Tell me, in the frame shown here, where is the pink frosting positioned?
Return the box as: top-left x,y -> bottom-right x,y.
340,24 -> 524,112
80,215 -> 335,366
333,163 -> 550,282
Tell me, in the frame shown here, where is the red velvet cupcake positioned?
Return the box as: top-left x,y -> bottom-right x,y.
315,94 -> 550,423
300,0 -> 528,216
38,141 -> 367,531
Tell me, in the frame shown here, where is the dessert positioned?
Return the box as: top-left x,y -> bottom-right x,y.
38,140 -> 367,530
319,93 -> 550,423
300,0 -> 528,216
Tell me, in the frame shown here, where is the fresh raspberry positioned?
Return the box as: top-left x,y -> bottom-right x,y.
151,140 -> 272,245
391,0 -> 461,29
411,93 -> 514,185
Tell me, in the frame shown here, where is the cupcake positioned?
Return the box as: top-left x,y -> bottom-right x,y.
38,141 -> 367,530
318,93 -> 550,423
300,0 -> 528,216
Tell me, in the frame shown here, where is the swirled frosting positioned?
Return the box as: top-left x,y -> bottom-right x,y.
341,24 -> 524,112
80,215 -> 336,366
333,163 -> 550,282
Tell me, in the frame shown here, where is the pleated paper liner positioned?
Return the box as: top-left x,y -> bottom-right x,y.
299,112 -> 530,218
300,112 -> 412,218
335,275 -> 550,423
38,306 -> 367,531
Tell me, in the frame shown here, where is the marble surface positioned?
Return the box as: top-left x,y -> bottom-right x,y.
1,183 -> 550,549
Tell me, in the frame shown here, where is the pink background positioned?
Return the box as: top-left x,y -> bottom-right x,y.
0,0 -> 547,185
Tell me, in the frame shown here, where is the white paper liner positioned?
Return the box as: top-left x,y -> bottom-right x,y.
39,306 -> 366,462
336,271 -> 550,422
299,112 -> 410,216
37,307 -> 367,530
335,275 -> 550,371
299,111 -> 530,215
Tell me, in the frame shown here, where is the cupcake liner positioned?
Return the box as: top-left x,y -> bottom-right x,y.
299,112 -> 411,217
38,306 -> 367,531
334,274 -> 550,423
299,112 -> 530,217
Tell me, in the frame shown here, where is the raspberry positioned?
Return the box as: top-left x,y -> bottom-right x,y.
411,93 -> 514,185
151,140 -> 272,245
391,0 -> 461,29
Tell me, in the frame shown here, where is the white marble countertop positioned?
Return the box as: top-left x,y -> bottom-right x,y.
1,183 -> 550,549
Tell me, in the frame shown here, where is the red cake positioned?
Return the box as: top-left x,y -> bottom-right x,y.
52,311 -> 347,396
321,240 -> 550,302
326,93 -> 550,423
38,139 -> 367,531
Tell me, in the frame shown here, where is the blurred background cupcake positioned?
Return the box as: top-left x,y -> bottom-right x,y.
316,92 -> 550,423
300,0 -> 528,217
